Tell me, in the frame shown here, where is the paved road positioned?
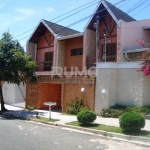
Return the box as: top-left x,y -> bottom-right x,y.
0,116 -> 149,150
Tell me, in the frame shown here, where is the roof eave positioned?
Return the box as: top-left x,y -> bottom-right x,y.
27,19 -> 43,43
84,0 -> 120,31
57,32 -> 83,41
84,1 -> 102,31
123,48 -> 149,53
41,20 -> 57,37
102,1 -> 120,27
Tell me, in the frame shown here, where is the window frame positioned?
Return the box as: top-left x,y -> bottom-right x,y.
102,43 -> 116,62
44,52 -> 53,71
71,48 -> 83,56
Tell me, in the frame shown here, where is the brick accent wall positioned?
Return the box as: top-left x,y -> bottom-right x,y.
26,77 -> 95,112
99,14 -> 117,61
62,83 -> 95,112
26,82 -> 38,108
37,83 -> 61,109
36,30 -> 54,71
65,36 -> 83,71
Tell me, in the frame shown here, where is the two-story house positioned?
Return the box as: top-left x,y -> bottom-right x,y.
26,19 -> 95,112
25,0 -> 150,113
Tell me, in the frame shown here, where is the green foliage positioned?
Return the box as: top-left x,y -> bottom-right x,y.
27,105 -> 35,110
0,32 -> 38,84
101,109 -> 124,118
111,104 -> 127,110
119,111 -> 145,131
66,97 -> 87,115
101,104 -> 150,118
77,109 -> 96,125
125,106 -> 150,113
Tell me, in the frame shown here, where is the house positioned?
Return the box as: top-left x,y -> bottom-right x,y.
26,0 -> 150,114
92,1 -> 150,114
26,20 -> 95,112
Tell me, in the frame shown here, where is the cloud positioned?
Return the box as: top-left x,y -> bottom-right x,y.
45,7 -> 54,13
0,4 -> 5,8
16,8 -> 36,16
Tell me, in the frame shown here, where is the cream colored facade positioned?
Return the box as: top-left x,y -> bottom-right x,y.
95,62 -> 150,115
120,19 -> 150,62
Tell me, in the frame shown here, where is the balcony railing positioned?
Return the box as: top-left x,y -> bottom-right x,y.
36,61 -> 53,71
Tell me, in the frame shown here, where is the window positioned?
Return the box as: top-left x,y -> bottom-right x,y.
71,48 -> 83,56
103,44 -> 116,62
44,52 -> 53,71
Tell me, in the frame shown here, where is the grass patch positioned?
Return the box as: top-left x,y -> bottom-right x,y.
66,121 -> 150,138
33,116 -> 59,122
61,113 -> 76,116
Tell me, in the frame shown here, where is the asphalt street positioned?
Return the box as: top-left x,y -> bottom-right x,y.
0,116 -> 149,150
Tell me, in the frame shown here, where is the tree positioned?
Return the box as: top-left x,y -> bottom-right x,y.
0,32 -> 37,111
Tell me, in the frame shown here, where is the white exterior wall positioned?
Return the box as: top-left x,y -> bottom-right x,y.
14,83 -> 26,104
120,19 -> 150,62
3,83 -> 15,104
2,82 -> 26,107
95,62 -> 150,115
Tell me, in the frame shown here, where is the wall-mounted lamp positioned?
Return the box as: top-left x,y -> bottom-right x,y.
101,89 -> 107,94
81,88 -> 85,92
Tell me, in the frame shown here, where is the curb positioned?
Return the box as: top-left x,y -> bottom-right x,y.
30,118 -> 150,147
3,112 -> 150,148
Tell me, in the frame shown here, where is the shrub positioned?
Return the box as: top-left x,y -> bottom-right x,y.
27,105 -> 35,110
66,97 -> 87,115
101,104 -> 150,118
111,104 -> 127,110
77,109 -> 96,125
101,109 -> 124,118
119,111 -> 145,131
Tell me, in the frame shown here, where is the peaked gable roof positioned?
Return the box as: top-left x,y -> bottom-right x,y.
28,19 -> 80,43
43,20 -> 80,37
105,0 -> 135,22
85,0 -> 136,30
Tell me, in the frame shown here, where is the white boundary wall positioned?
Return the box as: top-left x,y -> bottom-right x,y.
95,62 -> 150,115
2,82 -> 26,107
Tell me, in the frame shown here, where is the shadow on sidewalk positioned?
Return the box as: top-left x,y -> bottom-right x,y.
1,110 -> 47,120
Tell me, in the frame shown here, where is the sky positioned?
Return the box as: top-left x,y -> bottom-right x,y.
0,0 -> 150,50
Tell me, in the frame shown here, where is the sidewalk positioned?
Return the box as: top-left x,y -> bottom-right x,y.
4,104 -> 150,131
3,104 -> 150,147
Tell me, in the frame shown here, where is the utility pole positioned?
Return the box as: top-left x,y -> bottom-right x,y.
95,16 -> 100,63
103,26 -> 107,62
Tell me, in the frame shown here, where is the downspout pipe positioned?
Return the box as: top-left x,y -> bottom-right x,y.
124,52 -> 132,62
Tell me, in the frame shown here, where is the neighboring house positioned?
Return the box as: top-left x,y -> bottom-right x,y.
92,1 -> 150,114
26,0 -> 150,113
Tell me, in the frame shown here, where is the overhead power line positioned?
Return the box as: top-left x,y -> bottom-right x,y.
127,0 -> 148,13
132,3 -> 150,16
0,0 -> 16,13
126,0 -> 142,13
0,0 -> 6,6
19,0 -> 128,44
10,0 -> 77,32
13,0 -> 100,38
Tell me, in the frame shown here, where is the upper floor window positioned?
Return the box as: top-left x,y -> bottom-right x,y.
71,48 -> 83,56
103,44 -> 116,62
44,52 -> 53,71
